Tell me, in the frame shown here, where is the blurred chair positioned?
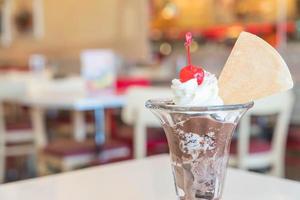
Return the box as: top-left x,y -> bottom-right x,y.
0,103 -> 5,183
121,86 -> 172,159
38,111 -> 131,174
38,139 -> 130,174
229,90 -> 295,177
0,82 -> 35,183
285,125 -> 300,180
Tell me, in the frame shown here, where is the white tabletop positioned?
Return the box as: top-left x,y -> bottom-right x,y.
18,93 -> 125,110
0,74 -> 125,110
0,155 -> 299,200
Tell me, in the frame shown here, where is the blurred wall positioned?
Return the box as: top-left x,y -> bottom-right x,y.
0,0 -> 150,67
151,0 -> 297,32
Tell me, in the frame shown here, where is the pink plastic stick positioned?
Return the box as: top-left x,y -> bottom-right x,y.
185,32 -> 192,66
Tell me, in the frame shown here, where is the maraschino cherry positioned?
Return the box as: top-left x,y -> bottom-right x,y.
179,32 -> 204,85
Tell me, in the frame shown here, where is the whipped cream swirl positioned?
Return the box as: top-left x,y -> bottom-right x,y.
171,71 -> 223,106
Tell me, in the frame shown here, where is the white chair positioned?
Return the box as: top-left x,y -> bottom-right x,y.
122,86 -> 172,159
0,81 -> 36,183
230,90 -> 295,177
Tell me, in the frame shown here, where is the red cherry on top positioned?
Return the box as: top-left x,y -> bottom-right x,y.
180,65 -> 204,85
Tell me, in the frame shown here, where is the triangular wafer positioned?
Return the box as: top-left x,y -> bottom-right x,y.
218,31 -> 293,104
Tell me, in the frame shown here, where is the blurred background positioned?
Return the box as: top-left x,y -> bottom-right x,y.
0,0 -> 300,183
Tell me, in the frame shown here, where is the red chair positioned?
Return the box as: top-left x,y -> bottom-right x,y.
38,110 -> 131,175
38,139 -> 131,174
286,127 -> 300,152
287,126 -> 300,151
110,123 -> 168,157
116,77 -> 151,94
230,138 -> 272,155
285,126 -> 300,179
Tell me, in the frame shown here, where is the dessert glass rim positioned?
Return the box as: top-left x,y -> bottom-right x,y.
145,99 -> 254,112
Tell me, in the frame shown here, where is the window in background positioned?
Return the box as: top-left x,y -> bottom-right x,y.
149,0 -> 298,63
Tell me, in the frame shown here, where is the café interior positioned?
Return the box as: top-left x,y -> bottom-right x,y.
0,0 -> 299,195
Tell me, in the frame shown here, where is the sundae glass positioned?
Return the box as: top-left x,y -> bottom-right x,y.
146,100 -> 252,199
146,32 -> 293,200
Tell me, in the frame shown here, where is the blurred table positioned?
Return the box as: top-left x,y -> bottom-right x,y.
16,91 -> 125,148
0,155 -> 299,200
0,75 -> 125,148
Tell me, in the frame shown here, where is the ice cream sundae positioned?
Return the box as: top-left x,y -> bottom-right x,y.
146,31 -> 293,200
